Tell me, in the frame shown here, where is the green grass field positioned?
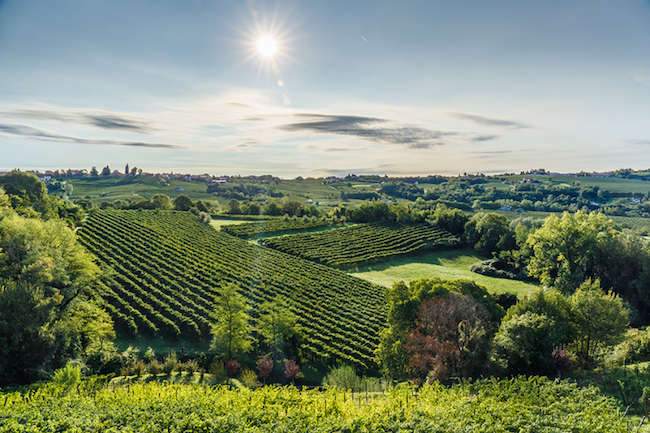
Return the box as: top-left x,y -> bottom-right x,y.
502,174 -> 650,194
348,248 -> 538,297
209,218 -> 257,230
67,176 -> 218,203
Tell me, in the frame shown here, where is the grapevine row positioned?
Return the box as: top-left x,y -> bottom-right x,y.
260,222 -> 459,267
220,217 -> 340,238
79,210 -> 387,369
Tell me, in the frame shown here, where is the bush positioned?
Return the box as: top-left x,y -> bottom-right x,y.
52,363 -> 81,389
323,365 -> 360,390
225,359 -> 239,377
147,360 -> 162,375
610,328 -> 650,365
162,352 -> 179,375
239,369 -> 259,389
143,347 -> 155,363
209,360 -> 228,384
131,361 -> 146,377
183,359 -> 199,375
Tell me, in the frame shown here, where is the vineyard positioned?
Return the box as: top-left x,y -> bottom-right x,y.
77,210 -> 386,369
260,222 -> 460,268
0,377 -> 626,432
220,217 -> 340,238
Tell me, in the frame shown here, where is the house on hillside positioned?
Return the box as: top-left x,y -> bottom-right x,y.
175,186 -> 184,192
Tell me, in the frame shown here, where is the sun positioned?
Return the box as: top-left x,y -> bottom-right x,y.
257,36 -> 277,57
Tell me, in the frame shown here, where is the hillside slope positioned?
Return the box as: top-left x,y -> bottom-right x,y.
78,210 -> 386,369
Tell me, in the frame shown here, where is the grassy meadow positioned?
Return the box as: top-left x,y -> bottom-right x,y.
349,248 -> 538,297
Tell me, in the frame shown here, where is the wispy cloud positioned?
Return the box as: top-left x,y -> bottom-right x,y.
0,123 -> 180,149
279,114 -> 457,148
634,74 -> 650,86
303,144 -> 369,152
0,109 -> 153,133
623,139 -> 650,146
471,135 -> 499,142
470,150 -> 512,158
449,112 -> 528,129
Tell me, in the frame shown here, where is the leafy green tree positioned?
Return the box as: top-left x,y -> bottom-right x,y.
527,211 -> 617,294
257,297 -> 300,360
570,279 -> 628,368
173,195 -> 193,211
495,282 -> 629,373
263,202 -> 283,216
0,170 -> 56,218
246,203 -> 261,216
0,211 -> 108,385
376,278 -> 503,379
210,283 -> 253,359
495,312 -> 560,375
150,194 -> 173,210
430,205 -> 468,235
195,200 -> 209,213
0,187 -> 8,208
227,199 -> 241,215
90,166 -> 98,176
494,288 -> 574,375
463,212 -> 513,255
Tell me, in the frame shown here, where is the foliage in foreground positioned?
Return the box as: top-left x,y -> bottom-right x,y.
495,281 -> 629,374
0,376 -> 626,432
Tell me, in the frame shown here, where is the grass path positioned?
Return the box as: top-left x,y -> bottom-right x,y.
348,247 -> 538,297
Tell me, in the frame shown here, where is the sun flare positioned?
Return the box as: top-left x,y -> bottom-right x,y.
257,36 -> 277,57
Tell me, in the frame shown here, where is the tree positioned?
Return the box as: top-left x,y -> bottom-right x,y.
100,166 -> 111,176
90,166 -> 98,176
494,311 -> 560,375
0,187 -> 8,208
247,203 -> 261,216
150,194 -> 173,210
284,359 -> 300,384
257,356 -> 273,384
0,211 -> 108,385
463,212 -> 513,255
173,195 -> 193,211
570,279 -> 628,368
405,292 -> 491,380
527,211 -> 617,294
210,283 -> 253,359
376,278 -> 503,379
0,170 -> 57,218
495,282 -> 629,373
227,199 -> 241,215
257,297 -> 300,360
263,202 -> 283,216
125,164 -> 129,176
430,205 -> 468,235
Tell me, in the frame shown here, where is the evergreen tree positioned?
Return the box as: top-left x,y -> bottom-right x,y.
210,284 -> 253,359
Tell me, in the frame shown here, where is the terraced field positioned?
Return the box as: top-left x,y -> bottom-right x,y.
78,210 -> 386,369
260,222 -> 459,268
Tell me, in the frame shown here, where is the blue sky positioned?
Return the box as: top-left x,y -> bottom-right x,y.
1,0 -> 650,177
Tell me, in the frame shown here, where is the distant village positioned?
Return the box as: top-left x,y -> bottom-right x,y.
1,165 -> 633,185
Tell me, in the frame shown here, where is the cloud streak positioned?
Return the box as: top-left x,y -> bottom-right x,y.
449,112 -> 528,129
0,109 -> 153,133
279,114 -> 457,148
0,123 -> 180,149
